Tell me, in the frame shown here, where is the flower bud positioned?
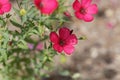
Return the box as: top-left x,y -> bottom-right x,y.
20,9 -> 27,16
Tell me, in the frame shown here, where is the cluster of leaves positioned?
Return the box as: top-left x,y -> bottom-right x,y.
0,0 -> 70,80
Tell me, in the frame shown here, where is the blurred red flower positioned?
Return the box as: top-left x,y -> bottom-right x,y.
27,42 -> 43,51
0,0 -> 11,15
36,42 -> 43,51
73,0 -> 98,22
50,27 -> 78,55
34,0 -> 58,15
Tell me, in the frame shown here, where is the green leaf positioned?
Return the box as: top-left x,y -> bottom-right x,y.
10,19 -> 23,28
0,17 -> 6,27
21,0 -> 29,4
0,49 -> 7,62
13,7 -> 20,15
18,40 -> 28,49
21,15 -> 27,23
6,14 -> 11,18
27,6 -> 37,18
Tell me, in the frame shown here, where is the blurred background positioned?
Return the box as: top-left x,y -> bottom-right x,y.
43,0 -> 120,80
8,0 -> 120,80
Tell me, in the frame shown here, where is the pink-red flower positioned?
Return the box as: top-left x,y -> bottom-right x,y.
36,42 -> 43,50
34,0 -> 58,15
0,0 -> 11,15
50,27 -> 78,55
73,0 -> 98,22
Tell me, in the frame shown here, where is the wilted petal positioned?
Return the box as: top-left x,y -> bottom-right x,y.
87,4 -> 98,14
53,44 -> 63,53
63,45 -> 74,55
50,32 -> 59,43
84,14 -> 94,22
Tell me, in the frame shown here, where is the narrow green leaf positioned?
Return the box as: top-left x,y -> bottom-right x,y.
10,19 -> 23,28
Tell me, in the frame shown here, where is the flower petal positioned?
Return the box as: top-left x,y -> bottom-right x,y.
75,11 -> 84,20
34,0 -> 58,15
81,0 -> 92,8
0,10 -> 4,15
34,0 -> 42,8
36,43 -> 43,50
1,3 -> 11,12
27,43 -> 34,50
83,14 -> 94,22
50,32 -> 59,43
66,34 -> 78,45
73,0 -> 81,11
87,4 -> 98,14
63,45 -> 74,55
53,44 -> 63,53
41,0 -> 58,14
0,0 -> 9,4
59,27 -> 70,40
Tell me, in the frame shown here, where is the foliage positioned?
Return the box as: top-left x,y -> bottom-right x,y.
0,0 -> 98,80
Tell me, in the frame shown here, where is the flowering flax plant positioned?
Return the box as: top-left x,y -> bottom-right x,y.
0,0 -> 98,80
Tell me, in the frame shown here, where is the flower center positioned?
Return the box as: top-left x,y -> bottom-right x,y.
80,7 -> 86,14
59,40 -> 65,46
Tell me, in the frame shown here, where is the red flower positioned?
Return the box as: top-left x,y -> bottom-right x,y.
73,0 -> 98,22
0,0 -> 11,15
50,27 -> 78,55
34,0 -> 58,15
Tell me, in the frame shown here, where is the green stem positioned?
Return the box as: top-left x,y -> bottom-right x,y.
16,0 -> 21,9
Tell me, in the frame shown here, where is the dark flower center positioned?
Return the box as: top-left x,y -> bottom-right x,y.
70,30 -> 73,34
59,30 -> 74,46
59,40 -> 65,46
80,7 -> 86,14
